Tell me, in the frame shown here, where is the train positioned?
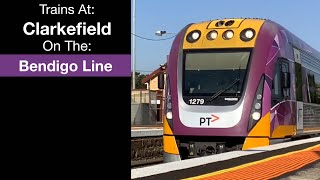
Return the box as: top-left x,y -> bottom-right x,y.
157,18 -> 320,162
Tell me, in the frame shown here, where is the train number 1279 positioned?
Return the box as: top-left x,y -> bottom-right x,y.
189,98 -> 205,105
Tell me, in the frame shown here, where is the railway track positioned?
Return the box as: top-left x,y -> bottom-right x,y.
131,157 -> 163,168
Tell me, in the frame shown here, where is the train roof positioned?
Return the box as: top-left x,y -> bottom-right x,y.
269,19 -> 320,60
188,18 -> 320,59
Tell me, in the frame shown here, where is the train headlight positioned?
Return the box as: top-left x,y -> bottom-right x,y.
207,30 -> 218,40
186,30 -> 201,43
223,30 -> 234,40
252,112 -> 261,120
256,94 -> 262,100
166,112 -> 173,120
165,79 -> 174,130
192,32 -> 200,40
254,103 -> 261,110
248,76 -> 265,131
240,28 -> 256,42
245,30 -> 254,39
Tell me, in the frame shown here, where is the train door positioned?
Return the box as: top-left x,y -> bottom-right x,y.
294,48 -> 303,134
271,59 -> 290,104
271,58 -> 295,138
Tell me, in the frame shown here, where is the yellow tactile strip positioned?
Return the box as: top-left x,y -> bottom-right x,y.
184,144 -> 320,180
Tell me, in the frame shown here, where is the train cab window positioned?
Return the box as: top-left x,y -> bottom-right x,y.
272,59 -> 290,106
182,50 -> 251,106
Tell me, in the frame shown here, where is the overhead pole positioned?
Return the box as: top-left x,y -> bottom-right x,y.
132,0 -> 136,89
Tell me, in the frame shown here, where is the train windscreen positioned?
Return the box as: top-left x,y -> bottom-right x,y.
183,50 -> 251,105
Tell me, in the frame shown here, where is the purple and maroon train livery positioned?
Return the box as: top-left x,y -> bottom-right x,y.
157,18 -> 320,162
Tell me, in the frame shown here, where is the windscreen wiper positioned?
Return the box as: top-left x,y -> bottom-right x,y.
207,78 -> 240,102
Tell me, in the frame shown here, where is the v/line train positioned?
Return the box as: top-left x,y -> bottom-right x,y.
157,18 -> 320,162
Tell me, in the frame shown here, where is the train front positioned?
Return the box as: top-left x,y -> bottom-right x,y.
163,18 -> 278,162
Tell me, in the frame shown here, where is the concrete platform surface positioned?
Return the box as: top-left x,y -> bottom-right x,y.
131,127 -> 163,137
279,161 -> 320,180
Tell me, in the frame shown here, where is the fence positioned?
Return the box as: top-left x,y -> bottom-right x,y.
131,90 -> 149,103
131,89 -> 164,126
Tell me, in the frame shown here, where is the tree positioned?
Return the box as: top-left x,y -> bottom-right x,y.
131,72 -> 148,89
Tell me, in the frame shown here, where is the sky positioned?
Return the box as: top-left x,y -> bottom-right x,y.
131,0 -> 320,74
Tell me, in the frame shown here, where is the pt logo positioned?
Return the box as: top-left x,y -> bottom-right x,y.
200,114 -> 220,126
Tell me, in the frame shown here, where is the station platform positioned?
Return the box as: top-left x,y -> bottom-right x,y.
131,125 -> 163,137
184,144 -> 319,179
131,137 -> 320,180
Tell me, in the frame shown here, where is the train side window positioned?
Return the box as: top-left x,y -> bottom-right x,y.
295,62 -> 303,102
307,70 -> 320,104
